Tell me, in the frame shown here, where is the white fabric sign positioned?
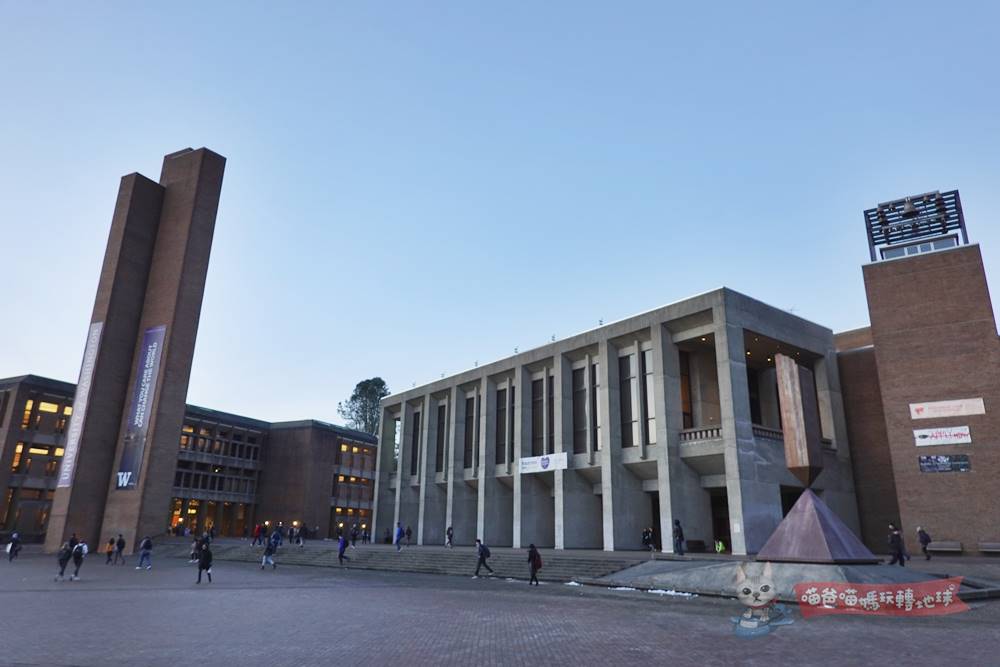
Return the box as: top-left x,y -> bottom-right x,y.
909,398 -> 985,420
913,426 -> 972,446
519,452 -> 568,474
58,321 -> 103,488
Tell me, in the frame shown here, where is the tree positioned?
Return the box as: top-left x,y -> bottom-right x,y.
337,377 -> 390,435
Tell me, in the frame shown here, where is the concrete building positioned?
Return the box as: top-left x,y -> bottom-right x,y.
372,288 -> 860,555
0,374 -> 376,544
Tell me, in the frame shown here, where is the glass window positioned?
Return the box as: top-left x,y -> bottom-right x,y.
435,404 -> 447,473
572,369 -> 587,454
38,401 -> 59,413
463,397 -> 475,468
642,350 -> 656,445
591,363 -> 601,450
679,351 -> 693,429
409,412 -> 421,475
619,355 -> 636,447
21,399 -> 34,429
495,389 -> 507,465
531,379 -> 544,457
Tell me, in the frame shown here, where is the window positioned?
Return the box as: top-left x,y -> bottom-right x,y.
508,386 -> 515,464
38,401 -> 59,413
641,350 -> 656,445
63,405 -> 73,416
572,369 -> 587,454
21,399 -> 33,429
591,363 -> 601,450
435,404 -> 446,473
495,388 -> 507,465
547,375 -> 554,454
352,446 -> 359,454
10,443 -> 24,472
619,354 -> 636,447
463,397 -> 475,468
880,236 -> 957,260
409,412 -> 421,475
340,444 -> 349,452
679,351 -> 693,429
531,379 -> 544,457
392,418 -> 401,471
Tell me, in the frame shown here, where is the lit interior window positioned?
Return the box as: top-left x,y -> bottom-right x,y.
340,444 -> 348,452
352,446 -> 359,453
182,425 -> 194,433
347,509 -> 354,515
349,477 -> 356,482
335,507 -> 343,513
14,444 -> 23,454
63,406 -> 73,415
29,447 -> 49,455
338,475 -> 345,482
38,402 -> 59,413
55,448 -> 65,457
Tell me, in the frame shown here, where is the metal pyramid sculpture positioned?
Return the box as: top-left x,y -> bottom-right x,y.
756,489 -> 879,564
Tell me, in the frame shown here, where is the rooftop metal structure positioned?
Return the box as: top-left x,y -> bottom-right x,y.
864,189 -> 968,261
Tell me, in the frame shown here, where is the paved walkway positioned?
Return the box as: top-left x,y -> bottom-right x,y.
2,553 -> 999,666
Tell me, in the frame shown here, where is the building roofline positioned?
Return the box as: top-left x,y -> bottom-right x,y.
269,419 -> 377,442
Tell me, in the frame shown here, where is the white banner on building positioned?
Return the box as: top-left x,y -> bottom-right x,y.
519,452 -> 568,474
57,321 -> 103,488
913,426 -> 972,447
909,398 -> 985,420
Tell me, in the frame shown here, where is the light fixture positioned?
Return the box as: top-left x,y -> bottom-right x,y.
746,351 -> 751,356
700,337 -> 707,342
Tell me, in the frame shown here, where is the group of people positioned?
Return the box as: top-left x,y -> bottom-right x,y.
887,522 -> 934,566
187,533 -> 214,583
640,520 -> 687,556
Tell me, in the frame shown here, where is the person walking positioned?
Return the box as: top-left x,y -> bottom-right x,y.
189,536 -> 200,563
105,538 -> 115,564
672,520 -> 685,556
6,532 -> 21,562
405,526 -> 412,547
262,535 -> 277,569
55,542 -> 72,581
887,522 -> 906,567
197,542 -> 213,584
527,544 -> 542,586
114,534 -> 126,565
917,526 -> 933,561
394,522 -> 405,552
350,524 -> 359,549
70,540 -> 88,580
136,535 -> 153,570
446,526 -> 454,549
641,527 -> 654,558
68,532 -> 79,551
338,533 -> 351,566
474,539 -> 494,577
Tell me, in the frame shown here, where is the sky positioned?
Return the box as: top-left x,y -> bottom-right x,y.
1,2 -> 999,424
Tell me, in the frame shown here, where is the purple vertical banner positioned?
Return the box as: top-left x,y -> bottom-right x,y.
116,325 -> 166,490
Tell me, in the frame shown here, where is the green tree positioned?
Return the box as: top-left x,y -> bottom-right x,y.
337,377 -> 390,434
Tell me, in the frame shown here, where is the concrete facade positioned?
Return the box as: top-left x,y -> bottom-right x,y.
373,288 -> 860,555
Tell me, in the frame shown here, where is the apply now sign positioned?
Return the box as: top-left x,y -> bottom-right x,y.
519,452 -> 568,474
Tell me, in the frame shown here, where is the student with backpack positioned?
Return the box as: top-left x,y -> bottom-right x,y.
55,542 -> 72,581
70,540 -> 88,580
197,542 -> 213,584
446,526 -> 454,548
105,538 -> 115,564
136,536 -> 153,570
114,534 -> 127,565
6,532 -> 21,562
474,539 -> 493,577
527,544 -> 542,586
261,534 -> 278,569
338,534 -> 350,566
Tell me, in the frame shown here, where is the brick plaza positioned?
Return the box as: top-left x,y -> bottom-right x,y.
1,553 -> 998,666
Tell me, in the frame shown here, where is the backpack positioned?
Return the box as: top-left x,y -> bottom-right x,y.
73,543 -> 87,558
482,545 -> 491,558
534,553 -> 543,570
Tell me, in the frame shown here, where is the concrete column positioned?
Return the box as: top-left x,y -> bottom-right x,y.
758,368 -> 781,429
598,340 -> 650,550
371,406 -> 397,543
418,395 -> 447,546
445,386 -> 477,545
714,306 -> 781,555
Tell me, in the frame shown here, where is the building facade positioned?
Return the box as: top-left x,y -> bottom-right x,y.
0,374 -> 376,543
372,288 -> 860,555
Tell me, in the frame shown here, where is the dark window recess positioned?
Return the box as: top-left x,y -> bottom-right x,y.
572,369 -> 587,454
531,379 -> 544,457
435,404 -> 446,473
495,389 -> 507,465
463,397 -> 475,468
409,412 -> 421,476
679,351 -> 693,429
619,355 -> 635,447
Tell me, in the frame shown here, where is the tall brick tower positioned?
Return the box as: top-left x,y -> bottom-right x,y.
45,148 -> 225,552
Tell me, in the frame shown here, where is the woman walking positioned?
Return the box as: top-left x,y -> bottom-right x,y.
527,544 -> 542,586
54,542 -> 72,581
197,542 -> 213,584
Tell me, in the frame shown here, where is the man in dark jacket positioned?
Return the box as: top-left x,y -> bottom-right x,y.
114,534 -> 126,565
916,526 -> 933,561
7,532 -> 21,562
70,540 -> 88,580
197,543 -> 213,583
136,536 -> 153,570
888,523 -> 906,566
672,520 -> 685,556
338,534 -> 350,566
474,539 -> 493,577
262,534 -> 277,569
527,544 -> 542,586
55,542 -> 72,581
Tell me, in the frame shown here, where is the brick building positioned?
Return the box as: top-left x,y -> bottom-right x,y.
0,374 -> 376,543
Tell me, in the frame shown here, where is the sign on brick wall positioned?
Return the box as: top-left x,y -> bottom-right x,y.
909,398 -> 985,420
918,454 -> 971,473
913,426 -> 972,446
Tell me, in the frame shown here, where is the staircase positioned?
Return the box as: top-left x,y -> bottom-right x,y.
162,542 -> 641,583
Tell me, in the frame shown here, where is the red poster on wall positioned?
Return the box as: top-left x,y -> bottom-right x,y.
794,578 -> 968,618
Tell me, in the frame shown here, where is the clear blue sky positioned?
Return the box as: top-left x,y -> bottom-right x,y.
2,2 -> 998,423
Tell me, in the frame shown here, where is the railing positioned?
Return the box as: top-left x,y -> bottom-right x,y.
679,426 -> 722,443
752,425 -> 784,441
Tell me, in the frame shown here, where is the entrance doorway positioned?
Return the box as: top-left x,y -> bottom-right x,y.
649,491 -> 661,550
780,486 -> 804,517
709,488 -> 731,552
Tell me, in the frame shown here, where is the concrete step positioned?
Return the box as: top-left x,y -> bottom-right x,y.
163,543 -> 640,582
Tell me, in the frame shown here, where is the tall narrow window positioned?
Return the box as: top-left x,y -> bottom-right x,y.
619,354 -> 636,447
474,394 -> 481,467
463,397 -> 475,468
642,349 -> 656,445
495,389 -> 507,464
547,375 -> 554,455
572,369 -> 587,454
21,399 -> 33,430
531,379 -> 544,457
508,386 -> 516,464
392,418 -> 401,471
679,352 -> 693,428
435,404 -> 446,472
409,412 -> 421,475
591,363 -> 602,450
